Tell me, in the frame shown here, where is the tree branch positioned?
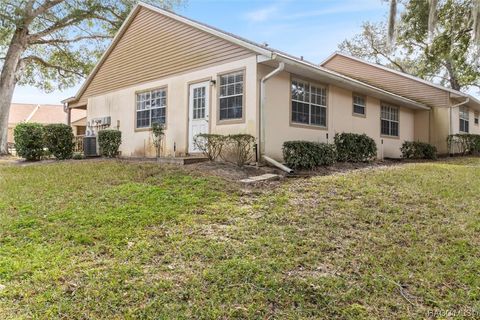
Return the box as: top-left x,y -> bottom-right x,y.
28,10 -> 117,42
31,35 -> 112,45
31,0 -> 65,18
366,34 -> 406,73
21,55 -> 84,78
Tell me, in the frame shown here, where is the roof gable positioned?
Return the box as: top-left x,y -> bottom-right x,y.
71,4 -> 260,106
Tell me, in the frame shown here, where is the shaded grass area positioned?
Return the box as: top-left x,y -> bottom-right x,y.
0,159 -> 479,319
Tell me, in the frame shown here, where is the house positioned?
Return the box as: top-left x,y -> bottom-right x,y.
64,2 -> 480,161
8,103 -> 86,143
321,52 -> 480,154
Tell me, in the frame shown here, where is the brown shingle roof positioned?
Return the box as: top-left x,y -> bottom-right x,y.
8,103 -> 86,125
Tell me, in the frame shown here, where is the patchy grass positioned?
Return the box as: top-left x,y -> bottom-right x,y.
0,158 -> 479,319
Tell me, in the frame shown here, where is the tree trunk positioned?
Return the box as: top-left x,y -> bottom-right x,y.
0,29 -> 28,155
445,60 -> 461,91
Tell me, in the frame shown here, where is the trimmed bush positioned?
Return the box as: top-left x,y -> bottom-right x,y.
283,141 -> 337,170
98,130 -> 122,157
334,133 -> 377,162
194,133 -> 226,161
447,134 -> 480,155
44,124 -> 74,160
225,134 -> 255,167
14,123 -> 44,161
401,141 -> 437,160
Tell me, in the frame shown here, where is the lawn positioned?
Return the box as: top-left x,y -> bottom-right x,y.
0,158 -> 479,319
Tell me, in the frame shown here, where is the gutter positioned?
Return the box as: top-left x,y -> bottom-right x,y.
258,59 -> 285,160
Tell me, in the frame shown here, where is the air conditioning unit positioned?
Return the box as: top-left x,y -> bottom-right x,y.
84,136 -> 98,157
89,116 -> 112,127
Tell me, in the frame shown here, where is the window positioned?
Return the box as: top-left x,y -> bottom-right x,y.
381,104 -> 399,137
474,111 -> 479,125
459,106 -> 469,133
136,88 -> 167,129
353,94 -> 366,116
291,79 -> 327,127
219,71 -> 243,121
193,86 -> 206,119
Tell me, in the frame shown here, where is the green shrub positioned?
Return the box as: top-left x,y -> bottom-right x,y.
13,123 -> 44,161
283,141 -> 337,170
401,141 -> 437,160
334,133 -> 377,162
43,124 -> 74,160
151,123 -> 165,158
447,134 -> 480,155
225,134 -> 256,167
194,133 -> 226,161
98,130 -> 122,158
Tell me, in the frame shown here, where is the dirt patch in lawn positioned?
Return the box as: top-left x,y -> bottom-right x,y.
0,155 -> 20,165
187,161 -> 283,180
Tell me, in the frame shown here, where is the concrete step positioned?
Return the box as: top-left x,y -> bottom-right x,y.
240,173 -> 281,183
157,157 -> 209,165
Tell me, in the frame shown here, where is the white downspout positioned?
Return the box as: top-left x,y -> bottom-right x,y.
449,97 -> 469,154
259,61 -> 285,161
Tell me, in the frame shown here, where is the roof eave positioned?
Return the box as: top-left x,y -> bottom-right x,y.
65,4 -> 144,105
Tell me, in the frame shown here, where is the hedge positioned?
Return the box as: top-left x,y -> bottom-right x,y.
334,133 -> 377,162
44,124 -> 75,160
194,133 -> 226,161
225,134 -> 256,167
14,123 -> 45,161
447,134 -> 480,155
283,141 -> 337,170
98,130 -> 122,157
401,141 -> 437,160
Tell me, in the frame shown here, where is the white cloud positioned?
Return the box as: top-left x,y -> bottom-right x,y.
286,1 -> 385,20
244,0 -> 385,23
244,5 -> 279,23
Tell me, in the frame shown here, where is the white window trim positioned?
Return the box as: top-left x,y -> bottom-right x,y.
291,78 -> 328,128
218,71 -> 244,122
353,94 -> 366,116
459,106 -> 469,133
135,88 -> 167,130
380,104 -> 399,137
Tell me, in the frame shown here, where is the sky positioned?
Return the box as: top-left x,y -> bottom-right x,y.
12,0 -> 389,105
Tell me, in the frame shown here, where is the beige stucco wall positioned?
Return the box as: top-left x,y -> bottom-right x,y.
413,110 -> 430,143
260,66 -> 415,160
87,56 -> 258,157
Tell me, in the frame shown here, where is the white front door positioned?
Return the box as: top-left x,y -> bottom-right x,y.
188,81 -> 210,153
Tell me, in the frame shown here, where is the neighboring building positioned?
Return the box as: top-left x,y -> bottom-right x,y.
321,52 -> 480,154
64,3 -> 480,160
8,103 -> 86,143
